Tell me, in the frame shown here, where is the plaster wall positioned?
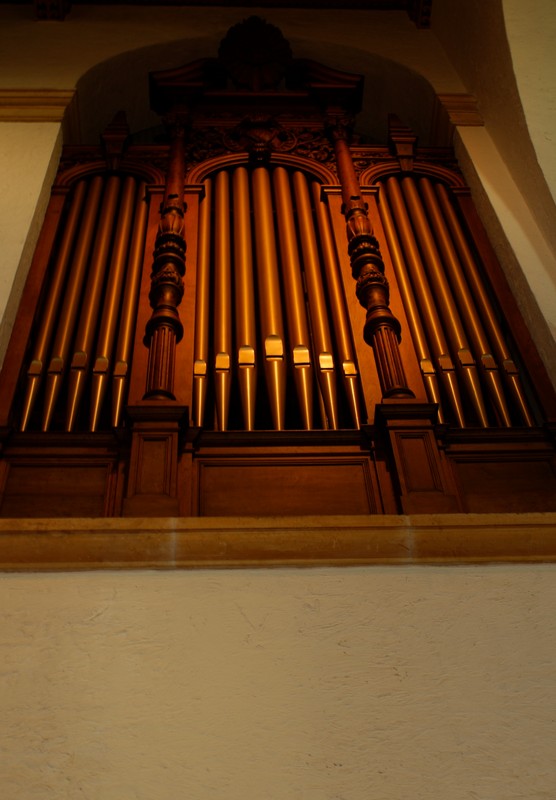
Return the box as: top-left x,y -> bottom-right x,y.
0,123 -> 62,365
1,565 -> 555,800
456,126 -> 556,380
503,0 -> 556,207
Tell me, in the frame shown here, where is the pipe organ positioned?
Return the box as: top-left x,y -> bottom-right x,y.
0,18 -> 554,519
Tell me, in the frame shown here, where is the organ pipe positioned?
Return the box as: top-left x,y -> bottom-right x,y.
20,179 -> 87,432
42,175 -> 104,431
252,166 -> 286,430
419,178 -> 512,427
214,170 -> 232,430
385,176 -> 466,427
112,182 -> 149,428
233,168 -> 258,431
273,167 -> 314,430
293,170 -> 339,429
401,176 -> 489,427
378,189 -> 446,422
312,182 -> 362,428
193,179 -> 212,428
66,175 -> 121,431
435,183 -> 535,427
89,176 -> 137,432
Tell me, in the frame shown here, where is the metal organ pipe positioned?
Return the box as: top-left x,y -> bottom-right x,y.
252,166 -> 287,430
312,182 -> 362,429
233,167 -> 258,431
20,179 -> 87,432
273,167 -> 314,430
90,176 -> 137,432
193,179 -> 212,429
42,175 -> 104,431
385,176 -> 467,427
111,182 -> 149,429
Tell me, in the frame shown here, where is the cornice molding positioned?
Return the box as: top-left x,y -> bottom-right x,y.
431,93 -> 484,147
0,513 -> 555,571
0,89 -> 79,142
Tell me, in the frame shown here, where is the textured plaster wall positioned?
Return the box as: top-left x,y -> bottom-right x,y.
0,122 -> 61,367
1,566 -> 555,800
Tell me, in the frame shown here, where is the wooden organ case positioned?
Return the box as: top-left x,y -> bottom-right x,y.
1,17 -> 555,519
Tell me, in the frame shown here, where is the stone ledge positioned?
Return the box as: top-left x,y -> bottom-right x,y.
0,513 -> 555,570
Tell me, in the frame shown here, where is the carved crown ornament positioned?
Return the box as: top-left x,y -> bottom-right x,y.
149,16 -> 364,161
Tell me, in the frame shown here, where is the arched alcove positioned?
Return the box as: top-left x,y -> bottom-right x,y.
75,36 -> 437,145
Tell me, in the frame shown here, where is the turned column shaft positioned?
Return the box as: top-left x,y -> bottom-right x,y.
331,124 -> 413,399
143,122 -> 187,399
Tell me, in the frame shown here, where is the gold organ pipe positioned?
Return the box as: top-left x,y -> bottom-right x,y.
435,183 -> 535,426
112,182 -> 149,428
252,166 -> 286,430
66,175 -> 121,431
293,171 -> 339,430
42,175 -> 104,431
312,182 -> 362,428
379,189 -> 446,423
20,179 -> 87,431
273,167 -> 313,430
233,167 -> 257,431
419,178 -> 512,427
90,176 -> 137,432
386,177 -> 466,427
214,170 -> 232,431
193,179 -> 212,428
401,176 -> 489,427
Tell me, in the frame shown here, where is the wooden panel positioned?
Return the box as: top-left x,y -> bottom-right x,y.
456,460 -> 556,513
0,463 -> 109,517
197,458 -> 378,516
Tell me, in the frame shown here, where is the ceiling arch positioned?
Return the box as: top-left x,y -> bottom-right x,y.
75,28 -> 437,146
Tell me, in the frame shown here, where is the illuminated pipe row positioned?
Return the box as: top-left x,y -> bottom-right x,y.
311,182 -> 362,429
193,166 -> 362,431
273,166 -> 314,429
252,166 -> 287,430
20,179 -> 88,432
233,167 -> 258,431
293,171 -> 339,430
21,175 -> 148,432
383,174 -> 534,427
111,183 -> 149,429
66,175 -> 122,431
418,178 -> 512,427
385,176 -> 467,426
378,188 -> 446,423
434,183 -> 534,426
42,175 -> 105,431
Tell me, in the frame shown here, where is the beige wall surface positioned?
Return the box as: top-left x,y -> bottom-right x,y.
0,122 -> 61,366
1,565 -> 555,799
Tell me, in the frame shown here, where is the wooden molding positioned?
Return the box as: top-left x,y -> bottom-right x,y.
0,513 -> 555,570
431,93 -> 483,146
0,89 -> 80,142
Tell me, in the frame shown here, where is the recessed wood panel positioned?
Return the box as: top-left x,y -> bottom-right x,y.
197,458 -> 378,516
0,464 -> 109,517
456,460 -> 556,513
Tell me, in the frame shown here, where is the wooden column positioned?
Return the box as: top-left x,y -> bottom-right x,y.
329,120 -> 414,400
124,118 -> 188,516
329,118 -> 463,512
143,118 -> 187,400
